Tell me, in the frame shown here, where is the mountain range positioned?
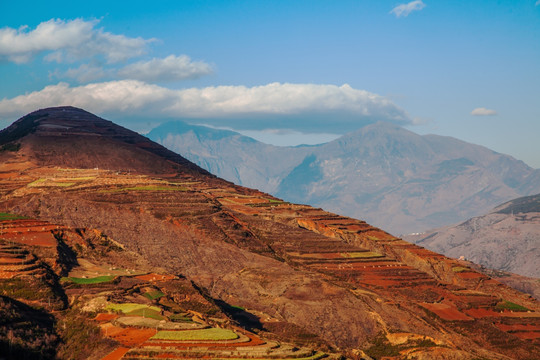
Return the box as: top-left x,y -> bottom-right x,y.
0,107 -> 539,359
404,193 -> 540,278
148,121 -> 540,235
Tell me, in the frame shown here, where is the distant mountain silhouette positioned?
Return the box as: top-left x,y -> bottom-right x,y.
148,121 -> 540,234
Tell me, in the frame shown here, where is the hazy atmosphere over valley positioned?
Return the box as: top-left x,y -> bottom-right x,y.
1,1 -> 540,359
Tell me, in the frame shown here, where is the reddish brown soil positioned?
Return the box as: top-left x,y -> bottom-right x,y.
95,313 -> 118,322
495,323 -> 540,331
420,303 -> 473,321
103,325 -> 155,347
2,107 -> 539,360
135,273 -> 176,282
0,257 -> 28,264
101,347 -> 129,360
463,308 -> 502,318
513,332 -> 540,340
1,231 -> 57,246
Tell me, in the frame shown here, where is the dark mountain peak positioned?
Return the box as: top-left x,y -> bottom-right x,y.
0,107 -> 210,177
0,106 -> 113,144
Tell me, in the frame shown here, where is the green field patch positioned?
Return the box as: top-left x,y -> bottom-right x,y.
151,328 -> 239,341
143,290 -> 165,301
106,303 -> 164,319
0,212 -> 28,221
126,307 -> 163,320
451,266 -> 470,273
28,178 -> 75,187
102,185 -> 188,193
169,313 -> 193,322
341,251 -> 383,258
496,300 -> 529,312
61,275 -> 116,284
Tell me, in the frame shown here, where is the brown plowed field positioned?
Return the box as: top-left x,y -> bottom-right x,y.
101,347 -> 129,360
102,325 -> 156,347
1,231 -> 57,246
421,303 -> 473,321
95,313 -> 119,322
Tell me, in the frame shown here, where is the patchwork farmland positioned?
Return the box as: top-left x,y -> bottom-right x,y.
0,213 -> 340,360
0,106 -> 539,359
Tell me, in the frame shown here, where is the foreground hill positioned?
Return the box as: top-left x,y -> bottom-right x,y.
0,107 -> 539,359
405,194 -> 540,279
148,121 -> 540,234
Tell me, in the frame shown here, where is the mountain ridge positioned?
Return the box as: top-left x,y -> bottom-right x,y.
147,120 -> 540,234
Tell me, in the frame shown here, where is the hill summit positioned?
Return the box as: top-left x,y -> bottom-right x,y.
0,106 -> 207,176
0,107 -> 539,359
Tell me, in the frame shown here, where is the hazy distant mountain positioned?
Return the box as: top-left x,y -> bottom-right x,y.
148,121 -> 540,234
404,194 -> 540,278
148,122 -> 312,192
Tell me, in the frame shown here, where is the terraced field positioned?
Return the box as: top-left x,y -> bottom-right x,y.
0,107 -> 538,359
209,193 -> 540,349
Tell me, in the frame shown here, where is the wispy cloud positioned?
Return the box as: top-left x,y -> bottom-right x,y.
536,0 -> 540,7
0,18 -> 152,64
51,63 -> 112,83
117,55 -> 213,82
0,81 -> 411,132
53,55 -> 213,83
2,19 -> 213,85
390,1 -> 426,18
471,107 -> 497,116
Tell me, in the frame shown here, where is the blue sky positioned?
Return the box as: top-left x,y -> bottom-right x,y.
1,0 -> 539,167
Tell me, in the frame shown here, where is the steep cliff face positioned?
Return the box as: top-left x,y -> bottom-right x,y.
1,107 -> 539,359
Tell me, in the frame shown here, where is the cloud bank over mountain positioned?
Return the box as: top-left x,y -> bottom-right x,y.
0,81 -> 411,133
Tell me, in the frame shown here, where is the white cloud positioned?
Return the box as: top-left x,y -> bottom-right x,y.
0,18 -> 152,64
117,55 -> 213,82
0,81 -> 411,132
53,63 -> 112,83
470,107 -> 497,116
390,1 -> 426,18
536,0 -> 540,6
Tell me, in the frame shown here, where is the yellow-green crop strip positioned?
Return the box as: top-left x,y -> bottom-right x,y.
0,213 -> 28,221
28,178 -> 75,187
341,251 -> 383,258
61,275 -> 116,284
106,303 -> 161,313
101,185 -> 187,193
151,328 -> 239,341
